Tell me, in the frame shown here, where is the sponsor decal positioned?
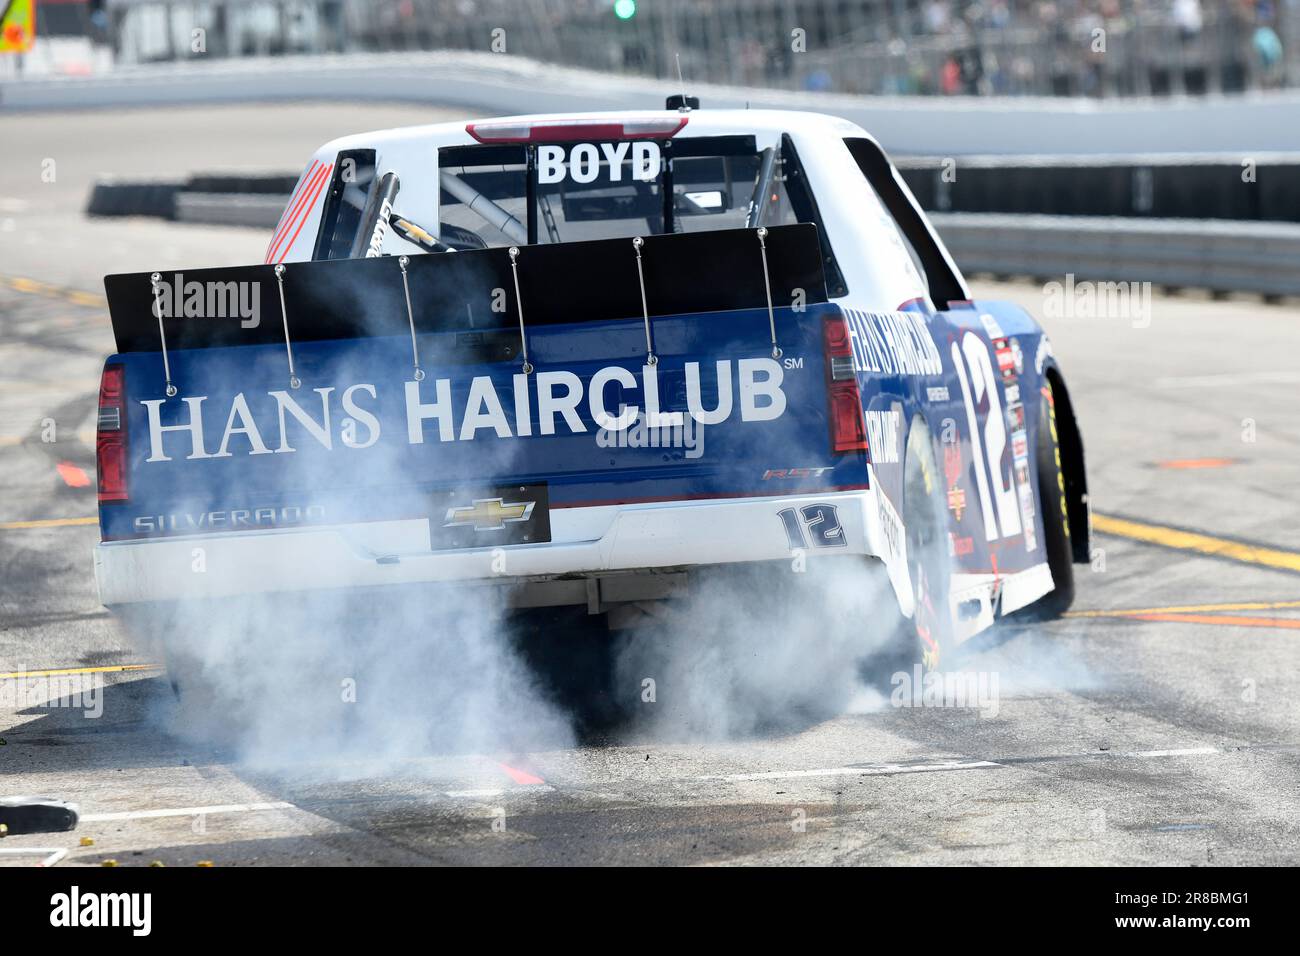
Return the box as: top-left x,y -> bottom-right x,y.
1010,412 -> 1037,552
444,497 -> 534,531
1034,335 -> 1053,374
1004,383 -> 1020,405
1011,428 -> 1029,461
140,359 -> 786,462
949,533 -> 975,557
1006,400 -> 1026,434
876,490 -> 905,567
979,313 -> 1005,339
430,483 -> 549,548
927,385 -> 950,402
943,443 -> 967,521
994,337 -> 1018,383
363,197 -> 393,258
1015,458 -> 1038,552
536,142 -> 661,185
762,466 -> 834,479
844,310 -> 943,377
863,407 -> 901,464
132,504 -> 326,534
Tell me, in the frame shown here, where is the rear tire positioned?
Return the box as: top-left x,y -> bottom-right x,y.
1019,378 -> 1075,619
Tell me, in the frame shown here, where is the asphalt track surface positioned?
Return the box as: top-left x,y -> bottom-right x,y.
2,104 -> 1300,866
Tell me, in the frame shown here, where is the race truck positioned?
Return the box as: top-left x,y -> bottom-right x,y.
94,104 -> 1090,672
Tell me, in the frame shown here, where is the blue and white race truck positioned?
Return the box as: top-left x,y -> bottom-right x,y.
94,105 -> 1090,671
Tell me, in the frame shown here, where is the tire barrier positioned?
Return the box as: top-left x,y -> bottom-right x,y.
899,155 -> 1300,224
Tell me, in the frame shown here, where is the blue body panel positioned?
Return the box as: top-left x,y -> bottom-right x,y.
99,294 -> 1058,588
857,298 -> 1055,579
100,303 -> 860,541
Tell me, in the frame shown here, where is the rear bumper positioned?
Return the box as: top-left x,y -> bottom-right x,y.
95,489 -> 906,609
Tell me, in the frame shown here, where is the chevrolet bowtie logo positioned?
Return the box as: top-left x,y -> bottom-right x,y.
444,497 -> 535,531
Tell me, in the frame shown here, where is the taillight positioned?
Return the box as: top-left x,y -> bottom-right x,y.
97,364 -> 128,503
824,315 -> 868,455
466,116 -> 688,143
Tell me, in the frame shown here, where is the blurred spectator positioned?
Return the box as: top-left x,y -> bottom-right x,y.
1174,0 -> 1205,39
1253,21 -> 1284,82
94,0 -> 1299,99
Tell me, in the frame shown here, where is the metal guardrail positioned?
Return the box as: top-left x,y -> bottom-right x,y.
931,213 -> 1300,299
175,192 -> 285,228
91,176 -> 1300,299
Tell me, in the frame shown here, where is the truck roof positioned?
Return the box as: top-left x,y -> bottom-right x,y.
317,108 -> 875,156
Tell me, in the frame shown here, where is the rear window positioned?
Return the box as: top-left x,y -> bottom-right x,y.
441,135 -> 792,243
316,132 -> 846,294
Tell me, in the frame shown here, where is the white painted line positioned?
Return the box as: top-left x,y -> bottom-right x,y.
444,785 -> 554,798
0,847 -> 68,867
699,748 -> 1227,785
1155,370 -> 1300,389
1124,746 -> 1221,759
706,760 -> 1002,783
81,801 -> 293,822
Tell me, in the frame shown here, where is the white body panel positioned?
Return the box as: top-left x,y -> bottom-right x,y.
106,108 -> 1054,645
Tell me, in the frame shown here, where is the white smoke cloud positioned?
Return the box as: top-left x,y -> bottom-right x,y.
123,264 -> 581,777
609,557 -> 902,740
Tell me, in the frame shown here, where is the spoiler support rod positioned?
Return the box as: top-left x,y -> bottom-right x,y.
756,227 -> 782,360
149,273 -> 177,398
632,237 -> 657,366
397,256 -> 425,381
274,264 -> 301,389
507,246 -> 533,375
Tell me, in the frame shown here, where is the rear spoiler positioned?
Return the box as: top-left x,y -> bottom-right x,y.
103,224 -> 829,354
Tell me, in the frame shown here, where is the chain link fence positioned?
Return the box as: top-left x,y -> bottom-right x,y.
99,0 -> 1298,97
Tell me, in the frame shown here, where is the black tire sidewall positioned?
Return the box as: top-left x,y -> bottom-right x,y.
1028,380 -> 1075,618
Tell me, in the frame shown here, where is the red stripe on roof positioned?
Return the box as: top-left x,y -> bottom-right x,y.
268,162 -> 330,263
273,164 -> 333,264
265,161 -> 319,262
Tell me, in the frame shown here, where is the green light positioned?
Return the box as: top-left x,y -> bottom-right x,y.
614,0 -> 636,20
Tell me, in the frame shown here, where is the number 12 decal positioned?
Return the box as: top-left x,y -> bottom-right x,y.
778,504 -> 847,549
952,332 -> 1021,541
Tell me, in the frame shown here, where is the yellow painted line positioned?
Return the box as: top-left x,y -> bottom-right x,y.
1,663 -> 160,680
66,291 -> 107,308
0,275 -> 106,309
1093,512 -> 1300,574
1127,613 -> 1300,630
1069,599 -> 1300,619
0,516 -> 96,530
